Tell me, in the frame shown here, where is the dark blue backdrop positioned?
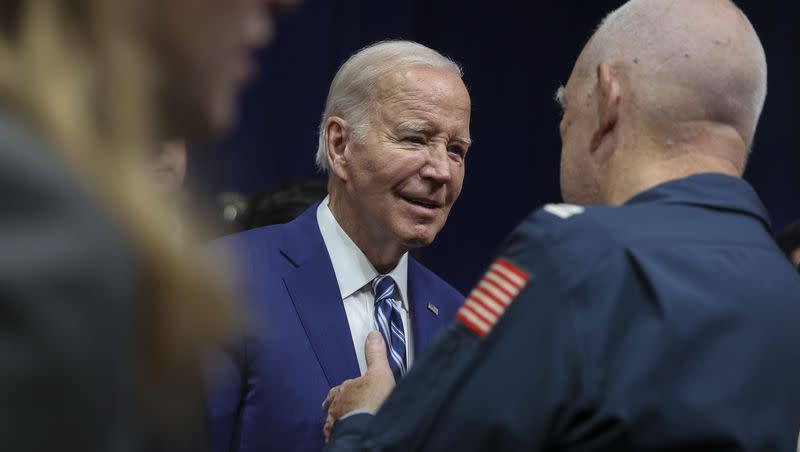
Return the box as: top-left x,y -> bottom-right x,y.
190,0 -> 799,293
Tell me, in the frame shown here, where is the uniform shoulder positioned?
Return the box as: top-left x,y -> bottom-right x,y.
456,205 -> 627,339
507,203 -> 622,257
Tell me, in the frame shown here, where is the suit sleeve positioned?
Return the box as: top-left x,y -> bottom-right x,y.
202,238 -> 250,452
206,342 -> 247,452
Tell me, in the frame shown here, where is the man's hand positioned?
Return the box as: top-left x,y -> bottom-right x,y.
322,331 -> 396,441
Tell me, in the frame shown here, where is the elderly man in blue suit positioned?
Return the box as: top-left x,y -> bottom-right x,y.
208,40 -> 472,452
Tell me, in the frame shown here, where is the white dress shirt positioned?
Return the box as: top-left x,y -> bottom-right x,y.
316,196 -> 414,376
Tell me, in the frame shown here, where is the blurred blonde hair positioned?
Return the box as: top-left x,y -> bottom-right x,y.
0,0 -> 234,419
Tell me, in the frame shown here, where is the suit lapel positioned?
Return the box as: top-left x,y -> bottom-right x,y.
407,259 -> 452,355
280,206 -> 360,387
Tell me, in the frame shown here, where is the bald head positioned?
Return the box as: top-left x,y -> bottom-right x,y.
557,0 -> 768,205
579,0 -> 767,149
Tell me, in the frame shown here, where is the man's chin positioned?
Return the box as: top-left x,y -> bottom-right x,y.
401,237 -> 432,249
397,227 -> 440,249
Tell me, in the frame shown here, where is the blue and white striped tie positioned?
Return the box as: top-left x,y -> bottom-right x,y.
372,275 -> 407,380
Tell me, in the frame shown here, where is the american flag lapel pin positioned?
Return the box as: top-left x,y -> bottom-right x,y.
427,302 -> 439,316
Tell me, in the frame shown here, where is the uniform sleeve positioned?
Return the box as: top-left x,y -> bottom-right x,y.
325,413 -> 374,448
415,209 -> 598,451
325,323 -> 482,451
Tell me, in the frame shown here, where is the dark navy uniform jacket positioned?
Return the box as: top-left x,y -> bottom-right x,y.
325,174 -> 800,451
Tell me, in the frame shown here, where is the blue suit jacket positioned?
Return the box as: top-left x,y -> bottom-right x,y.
208,204 -> 463,452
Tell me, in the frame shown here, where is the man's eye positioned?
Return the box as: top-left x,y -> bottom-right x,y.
404,136 -> 426,145
448,146 -> 466,158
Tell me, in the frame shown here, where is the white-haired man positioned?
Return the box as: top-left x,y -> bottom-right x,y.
207,40 -> 471,452
321,0 -> 800,450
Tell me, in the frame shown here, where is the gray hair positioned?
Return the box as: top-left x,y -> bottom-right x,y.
315,40 -> 463,172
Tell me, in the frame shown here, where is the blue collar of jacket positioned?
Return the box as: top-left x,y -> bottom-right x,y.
624,173 -> 772,230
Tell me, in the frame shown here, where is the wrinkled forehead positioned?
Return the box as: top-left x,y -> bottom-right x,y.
371,66 -> 471,128
373,66 -> 470,106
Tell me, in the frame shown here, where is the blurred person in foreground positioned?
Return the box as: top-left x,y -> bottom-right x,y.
321,0 -> 800,450
154,140 -> 189,243
777,220 -> 800,269
155,140 -> 188,198
0,0 -> 294,451
208,40 -> 470,452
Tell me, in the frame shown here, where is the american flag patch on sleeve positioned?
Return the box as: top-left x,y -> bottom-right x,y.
456,258 -> 530,338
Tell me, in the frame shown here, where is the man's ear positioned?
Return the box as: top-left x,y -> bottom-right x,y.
325,117 -> 350,181
590,61 -> 621,153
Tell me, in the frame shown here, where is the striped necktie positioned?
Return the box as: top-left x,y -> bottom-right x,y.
372,275 -> 407,380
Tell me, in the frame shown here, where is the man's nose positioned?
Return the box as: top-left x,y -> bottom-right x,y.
420,144 -> 452,184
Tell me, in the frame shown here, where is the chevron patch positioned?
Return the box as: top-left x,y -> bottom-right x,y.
544,203 -> 585,219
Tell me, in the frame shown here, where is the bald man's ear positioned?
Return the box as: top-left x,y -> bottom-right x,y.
325,117 -> 351,181
590,62 -> 621,154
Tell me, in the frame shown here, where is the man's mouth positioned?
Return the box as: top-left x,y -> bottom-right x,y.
400,195 -> 444,210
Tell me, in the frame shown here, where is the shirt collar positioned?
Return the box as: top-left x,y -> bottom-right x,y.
624,173 -> 772,229
316,196 -> 409,308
